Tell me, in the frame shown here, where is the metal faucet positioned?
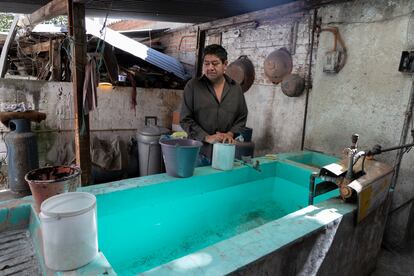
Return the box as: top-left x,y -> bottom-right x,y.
238,156 -> 261,172
344,134 -> 366,180
309,134 -> 366,205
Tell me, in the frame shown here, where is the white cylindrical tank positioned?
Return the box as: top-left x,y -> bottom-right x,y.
40,192 -> 98,271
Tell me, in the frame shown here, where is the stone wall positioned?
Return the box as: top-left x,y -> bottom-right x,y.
305,0 -> 414,247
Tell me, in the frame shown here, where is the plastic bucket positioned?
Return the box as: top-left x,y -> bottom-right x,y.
25,166 -> 80,212
160,139 -> 203,178
40,192 -> 98,271
212,143 -> 236,171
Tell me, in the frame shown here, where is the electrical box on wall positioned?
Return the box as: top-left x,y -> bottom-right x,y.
323,50 -> 341,73
398,51 -> 414,73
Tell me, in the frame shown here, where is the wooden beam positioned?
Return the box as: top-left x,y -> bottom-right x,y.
67,0 -> 91,185
195,27 -> 205,78
21,0 -> 67,27
0,16 -> 19,78
21,41 -> 50,55
198,1 -> 307,31
51,39 -> 62,81
197,0 -> 352,31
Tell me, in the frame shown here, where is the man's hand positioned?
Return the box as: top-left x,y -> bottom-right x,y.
205,132 -> 235,144
205,134 -> 223,144
216,131 -> 235,144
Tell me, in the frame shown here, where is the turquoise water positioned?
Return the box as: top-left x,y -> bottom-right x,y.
97,169 -> 338,275
284,151 -> 340,168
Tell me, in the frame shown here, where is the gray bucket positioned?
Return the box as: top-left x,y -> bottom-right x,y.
160,139 -> 203,178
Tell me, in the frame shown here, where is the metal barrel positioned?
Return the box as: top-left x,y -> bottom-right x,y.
5,119 -> 39,193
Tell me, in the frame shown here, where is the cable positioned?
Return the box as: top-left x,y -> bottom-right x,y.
95,0 -> 113,72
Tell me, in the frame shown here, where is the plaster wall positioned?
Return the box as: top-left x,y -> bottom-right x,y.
155,8 -> 315,156
305,0 -> 414,246
220,12 -> 314,155
1,0 -> 414,247
0,79 -> 182,182
233,198 -> 389,276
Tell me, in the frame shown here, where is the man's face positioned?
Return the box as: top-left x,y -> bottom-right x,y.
202,54 -> 227,82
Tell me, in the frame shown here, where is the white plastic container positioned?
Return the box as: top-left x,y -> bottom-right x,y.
40,192 -> 98,271
212,143 -> 236,171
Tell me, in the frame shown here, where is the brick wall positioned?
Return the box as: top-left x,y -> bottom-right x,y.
151,7 -> 316,155
154,28 -> 198,77
221,13 -> 313,85
219,12 -> 315,154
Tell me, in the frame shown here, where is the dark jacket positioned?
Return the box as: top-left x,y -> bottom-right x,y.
180,74 -> 248,142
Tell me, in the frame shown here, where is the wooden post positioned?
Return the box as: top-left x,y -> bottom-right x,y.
51,39 -> 62,81
67,0 -> 91,185
195,27 -> 206,78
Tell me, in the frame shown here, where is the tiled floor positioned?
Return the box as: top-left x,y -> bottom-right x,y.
372,242 -> 414,276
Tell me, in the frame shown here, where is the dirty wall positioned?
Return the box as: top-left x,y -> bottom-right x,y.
0,0 -> 413,248
164,0 -> 414,248
158,10 -> 314,156
305,0 -> 414,247
220,13 -> 313,155
0,79 -> 182,181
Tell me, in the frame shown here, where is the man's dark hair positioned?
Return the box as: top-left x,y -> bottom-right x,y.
203,44 -> 228,63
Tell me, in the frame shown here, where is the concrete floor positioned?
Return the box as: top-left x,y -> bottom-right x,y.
372,242 -> 414,276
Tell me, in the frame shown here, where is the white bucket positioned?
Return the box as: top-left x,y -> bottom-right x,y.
40,192 -> 98,271
212,143 -> 236,171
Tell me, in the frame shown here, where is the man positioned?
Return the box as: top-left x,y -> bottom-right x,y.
180,44 -> 248,163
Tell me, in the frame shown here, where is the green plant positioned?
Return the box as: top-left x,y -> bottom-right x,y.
0,13 -> 14,32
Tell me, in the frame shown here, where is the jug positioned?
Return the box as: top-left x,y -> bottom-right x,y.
212,143 -> 236,171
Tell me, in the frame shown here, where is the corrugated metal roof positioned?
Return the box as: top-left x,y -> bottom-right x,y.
85,18 -> 188,80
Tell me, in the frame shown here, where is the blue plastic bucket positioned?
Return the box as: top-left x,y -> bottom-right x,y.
160,139 -> 203,178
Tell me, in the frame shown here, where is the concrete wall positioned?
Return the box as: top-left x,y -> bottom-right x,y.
0,79 -> 182,183
1,0 -> 413,248
159,0 -> 414,249
220,13 -> 313,155
156,9 -> 314,156
232,198 -> 390,276
305,0 -> 414,247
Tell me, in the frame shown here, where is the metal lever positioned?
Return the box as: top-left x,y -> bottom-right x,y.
351,133 -> 359,149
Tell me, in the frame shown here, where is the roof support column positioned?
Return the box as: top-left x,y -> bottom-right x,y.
195,27 -> 206,77
67,0 -> 92,185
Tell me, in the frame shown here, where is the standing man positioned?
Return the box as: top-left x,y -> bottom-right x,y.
180,44 -> 248,164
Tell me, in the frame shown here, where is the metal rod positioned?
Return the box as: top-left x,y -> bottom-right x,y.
309,172 -> 318,205
301,9 -> 318,150
391,77 -> 414,190
379,143 -> 414,153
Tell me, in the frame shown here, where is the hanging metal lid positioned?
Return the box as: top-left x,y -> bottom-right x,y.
139,125 -> 170,136
226,55 -> 255,93
264,47 -> 293,84
281,74 -> 305,97
137,116 -> 170,144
